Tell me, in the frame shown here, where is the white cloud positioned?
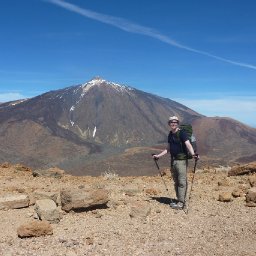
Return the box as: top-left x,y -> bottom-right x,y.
46,0 -> 256,70
174,97 -> 256,127
0,93 -> 28,102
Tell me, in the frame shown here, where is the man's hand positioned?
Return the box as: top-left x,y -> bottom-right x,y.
152,154 -> 159,160
193,154 -> 199,160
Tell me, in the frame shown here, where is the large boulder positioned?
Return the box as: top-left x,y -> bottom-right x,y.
34,199 -> 62,223
60,188 -> 109,212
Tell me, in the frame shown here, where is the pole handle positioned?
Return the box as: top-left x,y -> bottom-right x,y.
151,154 -> 160,170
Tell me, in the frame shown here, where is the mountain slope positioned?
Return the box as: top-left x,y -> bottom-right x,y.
0,77 -> 256,174
193,116 -> 256,164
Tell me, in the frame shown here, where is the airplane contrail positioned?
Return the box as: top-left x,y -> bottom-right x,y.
46,0 -> 256,70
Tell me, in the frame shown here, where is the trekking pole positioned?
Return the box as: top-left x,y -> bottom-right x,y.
185,155 -> 198,214
151,154 -> 171,198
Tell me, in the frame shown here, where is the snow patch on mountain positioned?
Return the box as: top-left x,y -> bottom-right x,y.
92,126 -> 97,138
80,77 -> 134,97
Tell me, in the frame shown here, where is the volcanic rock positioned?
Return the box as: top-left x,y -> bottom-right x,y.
60,188 -> 109,212
17,220 -> 53,238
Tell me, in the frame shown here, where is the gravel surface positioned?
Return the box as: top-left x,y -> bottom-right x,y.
0,165 -> 255,256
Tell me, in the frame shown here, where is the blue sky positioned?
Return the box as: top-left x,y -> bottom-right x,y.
1,0 -> 256,127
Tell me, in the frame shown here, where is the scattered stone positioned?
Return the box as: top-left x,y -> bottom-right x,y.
248,176 -> 256,187
32,167 -> 65,178
33,212 -> 40,220
0,162 -> 11,168
17,220 -> 53,238
160,169 -> 168,176
0,194 -> 30,210
237,183 -> 250,192
16,188 -> 26,193
246,187 -> 256,207
144,188 -> 158,196
58,237 -> 68,243
13,164 -> 32,172
217,178 -> 230,187
91,210 -> 103,218
66,251 -> 78,256
85,237 -> 94,245
218,192 -> 232,202
121,185 -> 141,196
106,199 -> 120,209
1,163 -> 256,255
232,188 -> 244,198
129,202 -> 151,219
0,235 -> 14,245
214,166 -> 231,173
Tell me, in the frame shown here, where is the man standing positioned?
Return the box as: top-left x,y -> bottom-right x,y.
153,116 -> 199,210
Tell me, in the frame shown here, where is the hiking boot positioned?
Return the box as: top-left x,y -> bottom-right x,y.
169,199 -> 178,207
170,201 -> 176,207
170,201 -> 184,210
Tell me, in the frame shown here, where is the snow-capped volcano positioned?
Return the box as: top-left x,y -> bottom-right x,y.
81,76 -> 134,95
0,76 -> 203,172
68,77 -> 135,127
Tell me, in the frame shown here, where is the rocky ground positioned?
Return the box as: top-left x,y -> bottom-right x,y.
0,163 -> 255,256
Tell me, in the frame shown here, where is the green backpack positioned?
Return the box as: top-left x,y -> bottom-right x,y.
176,124 -> 197,160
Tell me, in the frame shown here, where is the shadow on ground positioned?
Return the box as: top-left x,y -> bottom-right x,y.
150,196 -> 177,205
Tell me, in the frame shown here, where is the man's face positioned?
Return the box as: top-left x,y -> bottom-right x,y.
169,121 -> 178,130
